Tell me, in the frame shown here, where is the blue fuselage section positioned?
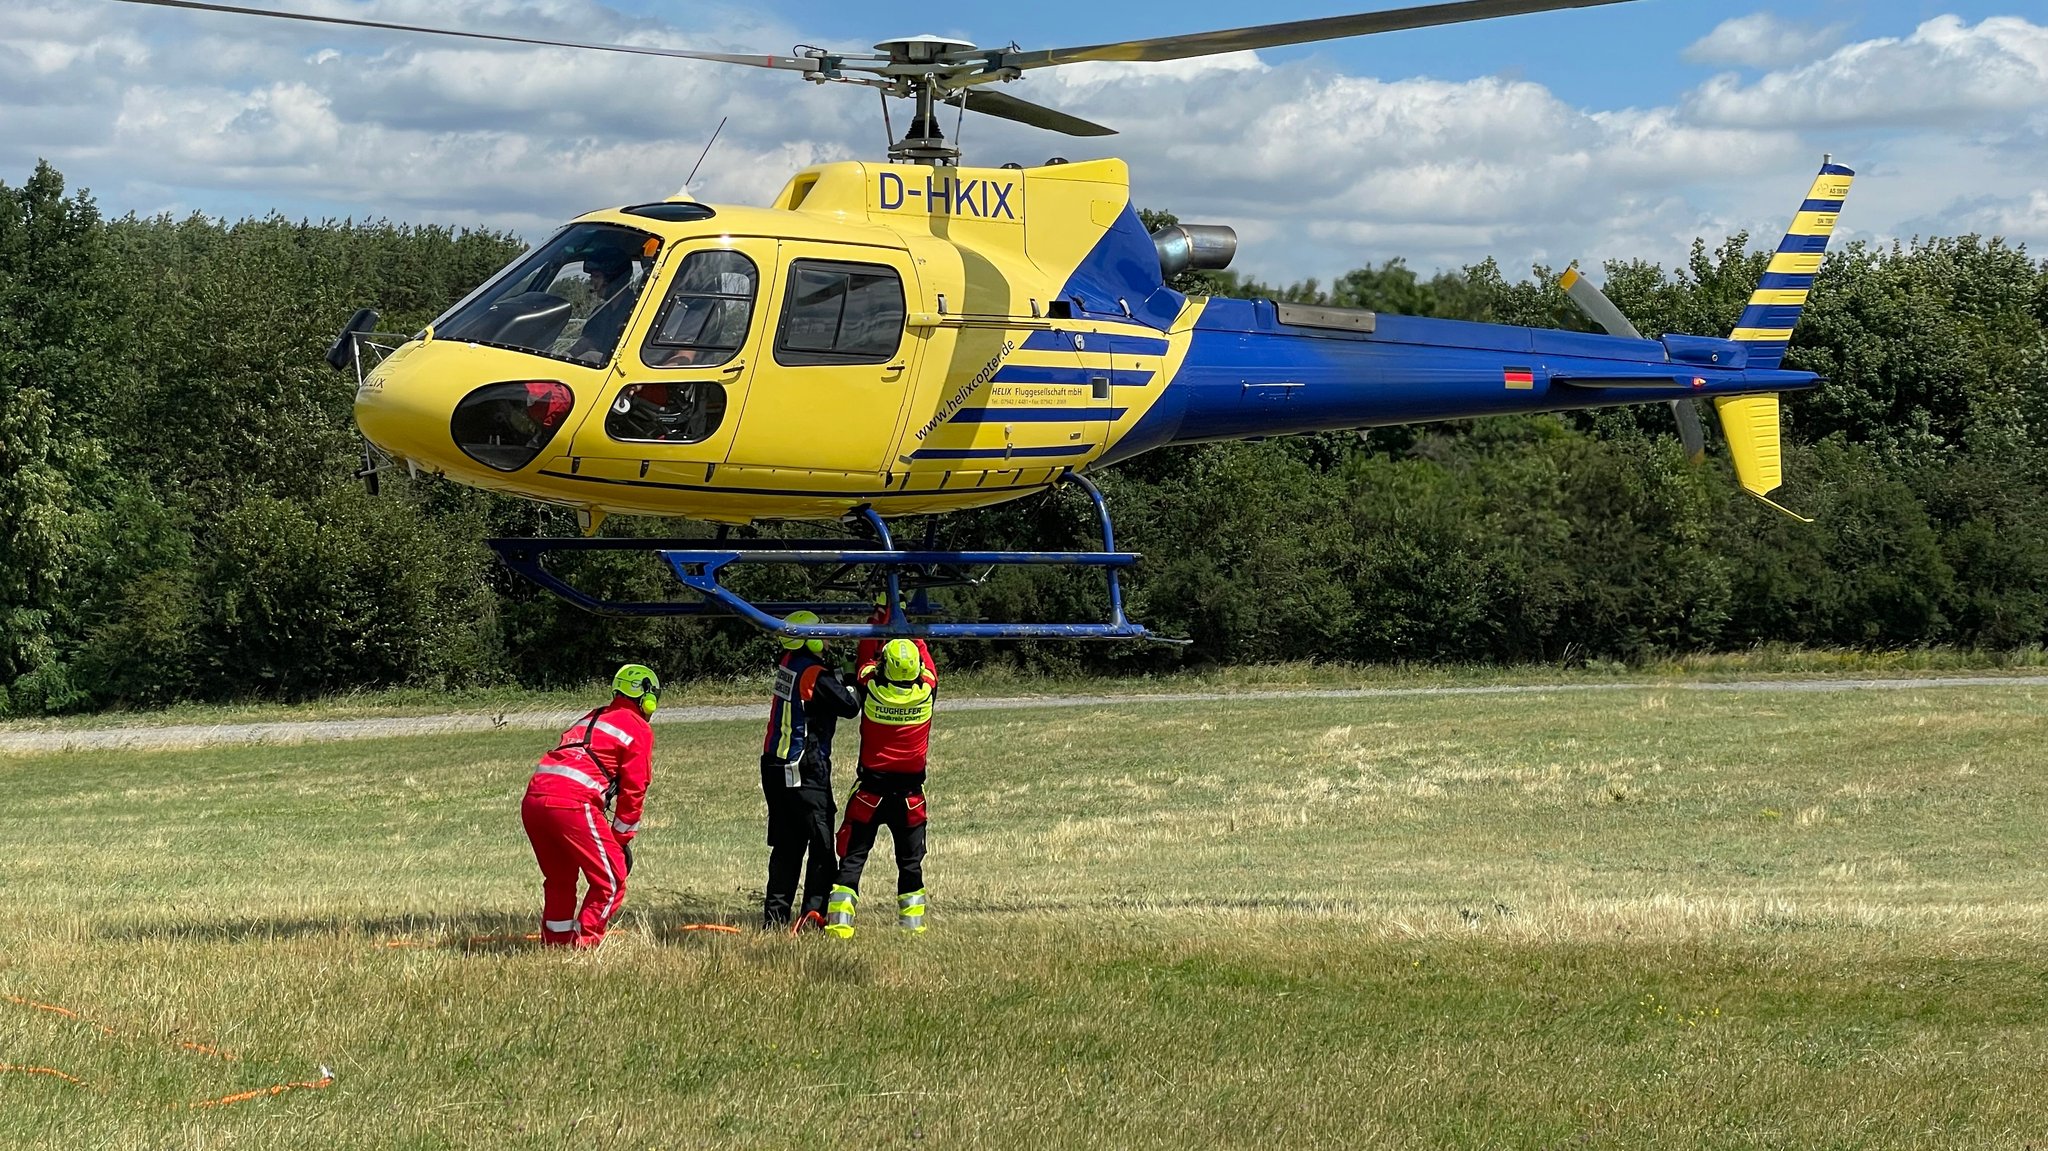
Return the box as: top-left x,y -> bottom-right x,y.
1098,296 -> 1816,467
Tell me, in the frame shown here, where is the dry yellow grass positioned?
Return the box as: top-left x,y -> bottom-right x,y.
3,684 -> 2046,1148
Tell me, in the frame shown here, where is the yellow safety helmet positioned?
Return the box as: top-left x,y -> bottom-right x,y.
782,610 -> 824,656
880,638 -> 923,685
612,663 -> 661,718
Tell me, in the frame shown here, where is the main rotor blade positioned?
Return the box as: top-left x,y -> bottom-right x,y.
1000,0 -> 1637,69
105,0 -> 823,73
961,89 -> 1117,137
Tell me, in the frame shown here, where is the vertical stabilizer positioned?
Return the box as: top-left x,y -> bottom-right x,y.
1712,160 -> 1852,521
1728,161 -> 1855,370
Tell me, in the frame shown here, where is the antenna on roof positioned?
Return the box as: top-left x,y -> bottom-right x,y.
678,116 -> 728,197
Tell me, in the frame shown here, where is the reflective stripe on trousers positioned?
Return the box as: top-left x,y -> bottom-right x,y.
897,888 -> 927,932
825,884 -> 857,937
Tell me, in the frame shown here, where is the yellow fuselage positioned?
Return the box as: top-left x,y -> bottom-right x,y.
354,158 -> 1188,524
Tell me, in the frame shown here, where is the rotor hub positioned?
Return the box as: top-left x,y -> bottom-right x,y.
873,34 -> 978,65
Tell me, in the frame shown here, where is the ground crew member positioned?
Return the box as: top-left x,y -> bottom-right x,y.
761,611 -> 859,932
520,664 -> 658,948
825,637 -> 936,939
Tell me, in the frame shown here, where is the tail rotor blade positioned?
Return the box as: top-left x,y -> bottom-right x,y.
1557,264 -> 1642,340
1560,264 -> 1706,463
1670,398 -> 1706,464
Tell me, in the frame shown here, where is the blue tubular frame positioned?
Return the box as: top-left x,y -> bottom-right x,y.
486,472 -> 1153,639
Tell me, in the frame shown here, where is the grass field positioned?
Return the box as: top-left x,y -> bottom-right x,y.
5,645 -> 2044,732
4,683 -> 2047,1148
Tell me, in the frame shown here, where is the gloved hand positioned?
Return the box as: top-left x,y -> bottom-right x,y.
621,839 -> 635,875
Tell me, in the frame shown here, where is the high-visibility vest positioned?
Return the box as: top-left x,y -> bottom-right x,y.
863,680 -> 933,727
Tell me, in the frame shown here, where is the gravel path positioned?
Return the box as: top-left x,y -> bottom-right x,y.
3,675 -> 2045,755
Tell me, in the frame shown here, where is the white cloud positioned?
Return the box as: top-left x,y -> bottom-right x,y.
1,1 -> 2044,286
1683,13 -> 1847,69
1690,15 -> 2048,129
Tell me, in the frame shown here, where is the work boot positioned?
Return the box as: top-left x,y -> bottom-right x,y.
824,885 -> 857,939
898,889 -> 927,933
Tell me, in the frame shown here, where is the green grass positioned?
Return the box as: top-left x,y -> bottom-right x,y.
7,645 -> 2048,731
4,685 -> 2048,1148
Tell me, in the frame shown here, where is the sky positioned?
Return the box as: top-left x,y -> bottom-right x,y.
3,0 -> 2045,285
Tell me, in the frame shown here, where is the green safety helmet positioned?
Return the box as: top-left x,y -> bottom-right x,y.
880,638 -> 923,685
612,663 -> 661,717
782,611 -> 824,656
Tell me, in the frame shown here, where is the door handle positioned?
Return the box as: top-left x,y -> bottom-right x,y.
719,361 -> 746,377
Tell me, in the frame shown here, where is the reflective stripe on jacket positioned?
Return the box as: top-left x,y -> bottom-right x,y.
528,698 -> 653,835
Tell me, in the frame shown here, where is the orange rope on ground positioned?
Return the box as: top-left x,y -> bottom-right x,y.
0,1063 -> 83,1085
679,924 -> 741,934
6,993 -> 239,1061
185,1067 -> 334,1110
5,995 -> 117,1036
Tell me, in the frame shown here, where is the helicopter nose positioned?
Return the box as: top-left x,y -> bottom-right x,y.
353,366 -> 446,472
355,349 -> 583,480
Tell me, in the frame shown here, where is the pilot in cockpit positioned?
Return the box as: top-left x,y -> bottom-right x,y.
570,250 -> 641,365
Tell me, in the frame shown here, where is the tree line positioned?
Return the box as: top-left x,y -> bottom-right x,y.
3,162 -> 2045,713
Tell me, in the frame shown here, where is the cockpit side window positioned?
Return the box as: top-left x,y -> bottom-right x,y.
640,250 -> 758,369
432,223 -> 660,369
773,260 -> 905,366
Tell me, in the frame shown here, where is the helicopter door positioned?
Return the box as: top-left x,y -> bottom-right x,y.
722,246 -> 918,475
565,243 -> 776,469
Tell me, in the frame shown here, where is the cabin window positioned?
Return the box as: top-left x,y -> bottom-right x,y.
773,260 -> 905,366
605,381 -> 728,445
640,249 -> 758,369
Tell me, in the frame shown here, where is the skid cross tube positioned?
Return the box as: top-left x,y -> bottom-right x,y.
486,472 -> 1154,639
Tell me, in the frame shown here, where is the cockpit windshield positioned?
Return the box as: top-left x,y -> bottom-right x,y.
433,223 -> 661,368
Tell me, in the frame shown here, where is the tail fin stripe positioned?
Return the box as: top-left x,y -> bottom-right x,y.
1766,251 -> 1825,275
1757,272 -> 1817,292
1749,290 -> 1811,307
1798,198 -> 1846,214
1777,232 -> 1833,255
1740,303 -> 1808,329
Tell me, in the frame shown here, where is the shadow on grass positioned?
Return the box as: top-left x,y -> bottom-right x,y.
88,890 -> 751,954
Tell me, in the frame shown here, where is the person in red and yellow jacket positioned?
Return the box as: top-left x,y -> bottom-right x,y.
520,664 -> 658,948
824,638 -> 935,939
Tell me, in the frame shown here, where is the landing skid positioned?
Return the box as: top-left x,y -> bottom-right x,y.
488,472 -> 1158,641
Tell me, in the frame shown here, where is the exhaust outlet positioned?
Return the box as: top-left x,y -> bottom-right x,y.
1151,224 -> 1237,278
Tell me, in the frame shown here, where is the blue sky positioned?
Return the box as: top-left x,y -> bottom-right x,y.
3,1 -> 2045,283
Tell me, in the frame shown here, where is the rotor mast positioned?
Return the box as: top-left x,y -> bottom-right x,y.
873,36 -> 977,166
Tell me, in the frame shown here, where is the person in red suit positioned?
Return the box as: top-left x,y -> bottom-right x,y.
824,638 -> 936,938
520,664 -> 659,948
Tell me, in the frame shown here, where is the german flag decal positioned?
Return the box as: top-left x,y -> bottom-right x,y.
1503,367 -> 1536,390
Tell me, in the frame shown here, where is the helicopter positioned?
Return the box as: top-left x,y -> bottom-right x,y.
115,0 -> 1854,642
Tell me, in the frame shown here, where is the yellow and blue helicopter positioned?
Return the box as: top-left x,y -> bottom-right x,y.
121,0 -> 1854,642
